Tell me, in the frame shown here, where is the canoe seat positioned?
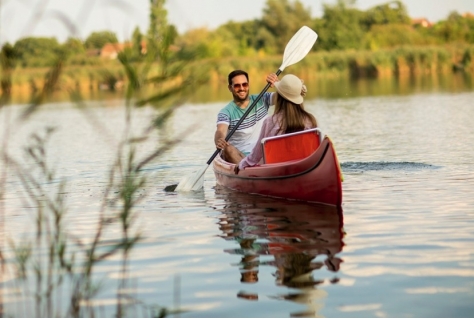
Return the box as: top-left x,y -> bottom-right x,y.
261,128 -> 322,164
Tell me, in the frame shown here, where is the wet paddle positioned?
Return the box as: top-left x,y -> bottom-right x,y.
174,26 -> 318,191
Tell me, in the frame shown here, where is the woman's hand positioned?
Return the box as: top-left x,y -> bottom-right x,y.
234,165 -> 240,175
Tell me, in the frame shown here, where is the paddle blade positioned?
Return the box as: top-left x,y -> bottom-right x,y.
280,26 -> 318,71
175,165 -> 208,191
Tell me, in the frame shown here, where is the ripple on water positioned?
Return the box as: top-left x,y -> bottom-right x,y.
341,161 -> 440,172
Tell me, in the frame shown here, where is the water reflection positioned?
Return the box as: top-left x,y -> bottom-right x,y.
11,72 -> 473,105
190,72 -> 474,103
212,186 -> 344,317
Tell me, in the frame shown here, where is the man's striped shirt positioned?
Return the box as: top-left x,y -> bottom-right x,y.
217,93 -> 273,155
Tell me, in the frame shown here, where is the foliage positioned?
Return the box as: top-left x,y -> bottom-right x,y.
4,0 -> 474,98
1,43 -> 17,105
148,0 -> 168,45
84,31 -> 118,49
175,27 -> 240,60
261,0 -> 313,53
147,0 -> 178,64
216,20 -> 262,56
6,0 -> 474,72
62,37 -> 86,56
0,1 -> 207,316
317,0 -> 365,51
363,24 -> 431,50
0,119 -> 165,317
429,11 -> 474,44
362,0 -> 411,30
13,37 -> 63,67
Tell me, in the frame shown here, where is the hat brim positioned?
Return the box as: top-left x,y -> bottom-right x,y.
274,82 -> 304,104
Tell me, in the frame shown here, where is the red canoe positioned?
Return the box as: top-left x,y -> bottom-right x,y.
212,129 -> 343,206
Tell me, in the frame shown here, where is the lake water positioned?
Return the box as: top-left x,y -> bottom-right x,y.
1,76 -> 473,317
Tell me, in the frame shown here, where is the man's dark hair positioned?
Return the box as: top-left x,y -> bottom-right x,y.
228,70 -> 249,86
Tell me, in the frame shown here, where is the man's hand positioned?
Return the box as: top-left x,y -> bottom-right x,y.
266,73 -> 279,87
215,124 -> 229,150
215,138 -> 229,150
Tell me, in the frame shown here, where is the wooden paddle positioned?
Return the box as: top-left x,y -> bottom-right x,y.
175,26 -> 318,191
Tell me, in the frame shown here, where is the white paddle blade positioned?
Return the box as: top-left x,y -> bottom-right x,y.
175,165 -> 208,191
280,26 -> 318,71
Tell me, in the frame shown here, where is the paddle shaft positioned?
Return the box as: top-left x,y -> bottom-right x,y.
206,69 -> 282,165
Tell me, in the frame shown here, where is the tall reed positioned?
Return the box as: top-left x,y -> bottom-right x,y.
0,13 -> 210,319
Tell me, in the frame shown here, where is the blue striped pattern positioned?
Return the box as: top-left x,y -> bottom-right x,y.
217,93 -> 272,131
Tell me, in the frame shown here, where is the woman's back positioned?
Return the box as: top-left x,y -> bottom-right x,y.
264,113 -> 315,138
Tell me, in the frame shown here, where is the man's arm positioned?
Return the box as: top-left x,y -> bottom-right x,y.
215,123 -> 229,149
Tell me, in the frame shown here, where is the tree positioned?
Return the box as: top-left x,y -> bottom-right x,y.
13,37 -> 62,67
261,0 -> 312,52
362,1 -> 411,31
62,37 -> 85,56
254,26 -> 278,54
1,43 -> 17,103
430,11 -> 472,43
318,0 -> 365,51
176,27 -> 239,60
84,31 -> 118,50
311,18 -> 325,51
217,20 -> 262,56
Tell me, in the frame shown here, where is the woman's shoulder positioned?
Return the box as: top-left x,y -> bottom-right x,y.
304,115 -> 317,129
262,113 -> 275,123
268,112 -> 284,121
259,114 -> 280,136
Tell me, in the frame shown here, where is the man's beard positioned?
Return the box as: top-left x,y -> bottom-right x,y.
233,90 -> 249,103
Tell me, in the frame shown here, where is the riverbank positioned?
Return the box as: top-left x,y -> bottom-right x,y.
3,44 -> 474,104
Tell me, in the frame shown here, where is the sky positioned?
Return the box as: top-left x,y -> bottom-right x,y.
1,0 -> 474,45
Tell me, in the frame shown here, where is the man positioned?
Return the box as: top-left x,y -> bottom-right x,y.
214,70 -> 277,164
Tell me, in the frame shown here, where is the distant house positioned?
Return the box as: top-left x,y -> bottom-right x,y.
100,43 -> 131,59
412,18 -> 433,28
463,12 -> 474,19
100,41 -> 147,59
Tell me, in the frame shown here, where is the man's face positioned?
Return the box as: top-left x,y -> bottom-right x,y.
229,74 -> 249,103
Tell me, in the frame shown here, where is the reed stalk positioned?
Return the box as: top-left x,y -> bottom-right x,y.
0,14 -> 210,318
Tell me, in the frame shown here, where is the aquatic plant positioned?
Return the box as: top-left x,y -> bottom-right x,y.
0,1 -> 210,317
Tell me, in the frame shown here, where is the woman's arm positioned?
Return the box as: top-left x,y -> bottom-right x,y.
237,119 -> 272,171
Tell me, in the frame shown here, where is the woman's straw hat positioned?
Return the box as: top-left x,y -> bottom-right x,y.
274,74 -> 306,104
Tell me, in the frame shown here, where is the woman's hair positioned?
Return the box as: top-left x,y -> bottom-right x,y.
274,94 -> 317,134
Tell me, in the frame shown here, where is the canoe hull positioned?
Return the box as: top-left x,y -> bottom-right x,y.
212,136 -> 343,206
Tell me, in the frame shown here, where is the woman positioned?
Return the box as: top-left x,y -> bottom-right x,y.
234,73 -> 317,174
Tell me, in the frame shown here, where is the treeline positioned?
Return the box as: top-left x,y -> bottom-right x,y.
178,0 -> 474,59
3,31 -> 121,68
2,0 -> 474,68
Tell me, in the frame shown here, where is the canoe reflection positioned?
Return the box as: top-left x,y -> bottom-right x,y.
213,186 -> 344,316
